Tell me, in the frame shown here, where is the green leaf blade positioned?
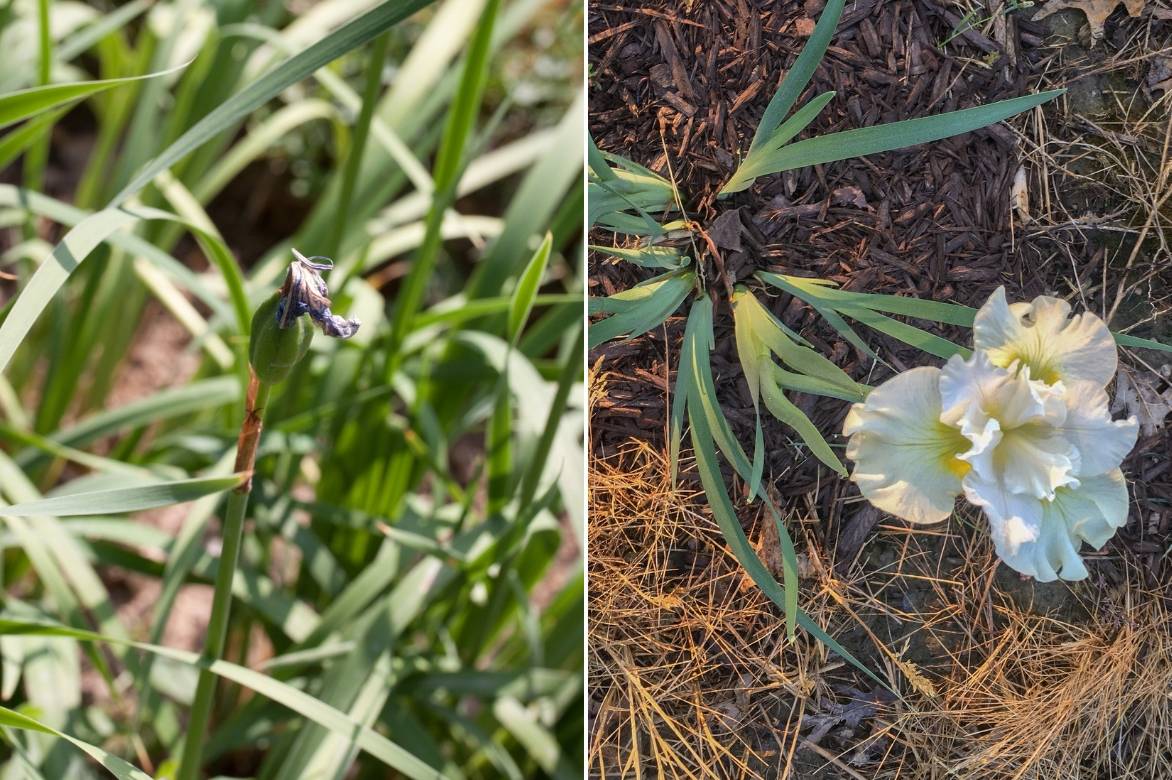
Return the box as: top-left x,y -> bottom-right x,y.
111,0 -> 436,208
748,0 -> 846,153
727,89 -> 1064,194
508,232 -> 553,342
1,475 -> 245,518
0,66 -> 184,130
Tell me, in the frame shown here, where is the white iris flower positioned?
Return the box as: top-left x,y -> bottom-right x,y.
843,287 -> 1138,581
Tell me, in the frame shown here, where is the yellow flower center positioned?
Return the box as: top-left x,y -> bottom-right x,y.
944,457 -> 972,478
932,422 -> 973,479
991,345 -> 1062,385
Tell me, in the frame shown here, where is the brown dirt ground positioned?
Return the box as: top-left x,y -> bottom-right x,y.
588,0 -> 1172,777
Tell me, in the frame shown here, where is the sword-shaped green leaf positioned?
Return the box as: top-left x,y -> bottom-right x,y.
588,269 -> 694,348
725,89 -> 1064,194
0,65 -> 185,131
0,474 -> 245,517
749,0 -> 846,153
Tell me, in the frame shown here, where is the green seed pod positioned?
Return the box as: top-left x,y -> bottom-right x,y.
249,294 -> 313,383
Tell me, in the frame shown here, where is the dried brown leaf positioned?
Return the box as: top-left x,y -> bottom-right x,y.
1111,368 -> 1172,437
1034,0 -> 1146,43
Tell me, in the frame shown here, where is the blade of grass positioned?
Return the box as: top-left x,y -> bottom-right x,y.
55,0 -> 152,63
15,376 -> 237,468
0,64 -> 186,131
414,293 -> 578,329
516,320 -> 583,512
468,90 -> 583,298
387,0 -> 500,361
328,31 -> 389,260
0,474 -> 245,517
0,202 -> 250,379
0,706 -> 152,780
493,697 -> 577,779
489,233 -> 553,514
508,233 -> 553,344
110,0 -> 436,208
0,107 -> 66,171
0,618 -> 442,780
0,185 -> 234,323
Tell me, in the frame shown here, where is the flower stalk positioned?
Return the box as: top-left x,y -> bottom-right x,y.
175,373 -> 270,780
175,251 -> 357,778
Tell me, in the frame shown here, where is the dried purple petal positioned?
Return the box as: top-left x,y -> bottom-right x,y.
276,250 -> 361,339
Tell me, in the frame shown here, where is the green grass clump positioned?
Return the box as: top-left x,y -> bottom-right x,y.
0,0 -> 584,777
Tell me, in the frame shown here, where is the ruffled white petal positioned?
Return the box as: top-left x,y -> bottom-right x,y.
963,473 -> 1045,569
1058,469 -> 1130,548
940,351 -> 1078,500
969,470 -> 1129,581
1057,381 -> 1139,477
973,287 -> 1117,388
995,426 -> 1081,499
940,350 -> 1066,431
843,367 -> 968,525
841,287 -> 1133,579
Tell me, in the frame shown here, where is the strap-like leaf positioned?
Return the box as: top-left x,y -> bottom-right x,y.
0,107 -> 67,169
588,270 -> 694,348
0,474 -> 245,517
749,0 -> 846,153
754,90 -> 835,156
508,232 -> 553,343
691,398 -> 885,682
771,363 -> 868,402
0,65 -> 185,131
687,377 -> 797,638
0,205 -> 250,377
589,244 -> 688,270
1116,333 -> 1172,353
759,271 -> 1172,358
669,303 -> 699,486
682,298 -> 754,482
587,134 -> 615,181
841,306 -> 969,360
759,271 -> 966,359
760,379 -> 846,475
725,89 -> 1064,194
0,705 -> 153,780
110,0 -> 435,208
0,618 -> 440,779
732,292 -> 769,498
742,289 -> 864,396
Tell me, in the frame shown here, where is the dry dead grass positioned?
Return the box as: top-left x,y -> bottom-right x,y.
890,591 -> 1172,779
589,436 -> 780,777
1009,22 -> 1172,343
591,355 -> 1172,777
589,433 -> 1172,778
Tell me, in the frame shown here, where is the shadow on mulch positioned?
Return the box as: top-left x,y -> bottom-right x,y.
589,0 -> 1172,776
